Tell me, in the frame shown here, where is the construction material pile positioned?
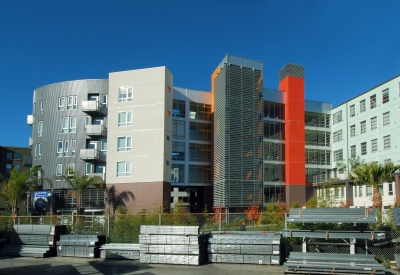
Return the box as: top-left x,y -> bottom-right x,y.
56,234 -> 106,258
100,243 -> 141,259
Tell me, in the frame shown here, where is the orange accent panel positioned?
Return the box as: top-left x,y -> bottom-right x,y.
211,66 -> 220,113
280,75 -> 305,186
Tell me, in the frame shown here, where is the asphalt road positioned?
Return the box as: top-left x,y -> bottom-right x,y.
1,256 -> 400,275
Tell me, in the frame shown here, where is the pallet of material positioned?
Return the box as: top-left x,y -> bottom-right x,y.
209,234 -> 281,245
140,226 -> 199,236
139,234 -> 208,245
140,253 -> 206,265
13,224 -> 67,235
57,245 -> 99,258
11,234 -> 59,245
100,243 -> 141,260
284,252 -> 386,275
0,245 -> 55,257
141,244 -> 206,255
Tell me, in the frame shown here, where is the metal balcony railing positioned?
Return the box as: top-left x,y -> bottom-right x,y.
85,125 -> 107,136
88,172 -> 106,182
80,149 -> 100,160
81,101 -> 104,114
23,155 -> 33,166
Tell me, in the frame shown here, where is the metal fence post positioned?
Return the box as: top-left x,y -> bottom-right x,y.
107,213 -> 110,239
159,206 -> 161,226
219,205 -> 222,231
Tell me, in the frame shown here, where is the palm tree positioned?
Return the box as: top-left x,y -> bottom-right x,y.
350,162 -> 400,211
105,185 -> 135,215
62,169 -> 104,214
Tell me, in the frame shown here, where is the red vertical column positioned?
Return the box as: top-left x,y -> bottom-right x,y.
279,67 -> 306,206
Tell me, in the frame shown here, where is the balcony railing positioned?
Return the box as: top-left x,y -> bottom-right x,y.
27,115 -> 34,125
85,125 -> 107,136
80,149 -> 100,160
23,155 -> 33,166
82,101 -> 104,114
88,173 -> 106,182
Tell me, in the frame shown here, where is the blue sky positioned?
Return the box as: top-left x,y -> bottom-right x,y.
1,0 -> 400,147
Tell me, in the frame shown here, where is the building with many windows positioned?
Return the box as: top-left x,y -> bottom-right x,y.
26,54 -> 400,213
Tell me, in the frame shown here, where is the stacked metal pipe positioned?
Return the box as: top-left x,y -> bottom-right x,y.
208,231 -> 281,265
139,225 -> 208,265
1,224 -> 66,257
56,234 -> 106,258
100,243 -> 141,259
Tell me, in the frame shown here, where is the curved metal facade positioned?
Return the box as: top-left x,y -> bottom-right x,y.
30,80 -> 109,189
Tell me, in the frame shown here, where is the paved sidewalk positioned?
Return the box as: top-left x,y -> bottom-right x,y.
0,256 -> 400,275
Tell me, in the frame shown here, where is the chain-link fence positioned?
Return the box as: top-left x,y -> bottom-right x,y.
2,212 -> 400,263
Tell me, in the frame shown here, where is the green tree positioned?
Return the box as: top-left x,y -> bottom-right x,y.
105,185 -> 135,215
62,170 -> 104,214
0,168 -> 41,214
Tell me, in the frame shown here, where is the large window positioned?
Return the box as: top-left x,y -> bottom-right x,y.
58,97 -> 65,111
62,117 -> 76,133
382,89 -> 389,104
6,152 -> 12,160
350,145 -> 356,158
383,135 -> 391,150
371,116 -> 377,130
305,130 -> 330,146
117,161 -> 131,177
173,99 -> 185,117
171,164 -> 184,183
173,120 -> 185,139
350,125 -> 355,137
264,163 -> 286,182
361,142 -> 367,155
189,122 -> 211,141
366,186 -> 372,197
333,149 -> 343,161
6,164 -> 12,174
117,137 -> 132,152
15,153 -> 21,160
264,101 -> 285,120
264,142 -> 285,161
189,143 -> 211,162
304,112 -> 330,128
371,139 -> 378,153
305,149 -> 331,165
349,105 -> 355,117
56,164 -> 63,176
189,102 -> 211,120
118,111 -> 132,127
332,130 -> 343,143
189,165 -> 211,184
264,121 -> 285,140
370,94 -> 376,109
38,121 -> 43,137
360,100 -> 366,113
67,95 -> 78,110
264,185 -> 286,203
383,112 -> 390,127
332,110 -> 342,124
67,163 -> 75,175
360,121 -> 366,134
57,141 -> 63,157
172,142 -> 185,160
118,87 -> 133,102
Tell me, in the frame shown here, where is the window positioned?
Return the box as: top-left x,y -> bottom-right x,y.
34,144 -> 37,160
361,142 -> 367,155
67,163 -> 75,175
58,97 -> 65,111
117,161 -> 131,176
360,121 -> 366,134
384,159 -> 392,164
62,117 -> 76,133
117,137 -> 132,152
64,140 -> 69,157
382,89 -> 389,104
15,164 -> 21,171
388,183 -> 394,196
38,121 -> 43,137
366,186 -> 372,197
350,145 -> 356,158
371,116 -> 377,130
370,94 -> 376,109
383,135 -> 391,150
40,101 -> 44,114
57,141 -> 63,157
189,102 -> 212,120
103,95 -> 107,107
350,125 -> 355,137
333,149 -> 343,161
69,140 -> 75,157
67,95 -> 78,110
332,130 -> 343,143
14,153 -> 21,160
167,135 -> 170,141
118,87 -> 133,102
6,164 -> 12,174
172,142 -> 185,160
349,105 -> 355,117
371,139 -> 378,153
6,152 -> 12,160
332,110 -> 342,124
118,112 -> 132,127
383,112 -> 390,127
33,103 -> 36,114
100,139 -> 107,155
166,160 -> 169,166
85,163 -> 92,175
173,120 -> 185,139
56,164 -> 63,176
360,100 -> 366,113
38,143 -> 42,159
173,99 -> 186,117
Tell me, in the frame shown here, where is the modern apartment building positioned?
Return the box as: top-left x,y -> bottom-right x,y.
26,54 -> 400,213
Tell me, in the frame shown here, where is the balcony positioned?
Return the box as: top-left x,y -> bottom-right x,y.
29,137 -> 33,147
82,101 -> 104,114
23,155 -> 33,166
27,115 -> 34,125
85,125 -> 107,136
80,149 -> 101,161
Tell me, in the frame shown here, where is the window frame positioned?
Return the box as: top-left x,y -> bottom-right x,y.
371,139 -> 378,153
383,111 -> 390,127
40,100 -> 44,114
350,125 -> 355,137
360,120 -> 366,134
382,88 -> 389,104
118,87 -> 133,102
57,141 -> 63,157
361,142 -> 367,156
58,97 -> 65,111
56,164 -> 63,176
360,99 -> 366,113
383,135 -> 391,150
117,161 -> 131,177
349,105 -> 355,117
370,94 -> 376,109
38,120 -> 43,137
67,163 -> 75,175
118,111 -> 132,127
371,116 -> 377,130
117,136 -> 132,152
